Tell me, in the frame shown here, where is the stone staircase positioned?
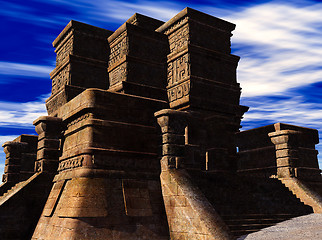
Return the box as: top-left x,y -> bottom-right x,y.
222,213 -> 301,237
280,178 -> 322,213
1,181 -> 25,200
189,171 -> 313,238
0,172 -> 53,240
0,173 -> 40,205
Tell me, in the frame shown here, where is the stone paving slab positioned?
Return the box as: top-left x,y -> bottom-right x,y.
238,214 -> 322,240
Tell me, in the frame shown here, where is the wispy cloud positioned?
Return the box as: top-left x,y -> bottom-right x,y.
0,135 -> 20,146
0,96 -> 48,128
45,0 -> 182,23
0,61 -> 53,79
223,2 -> 322,97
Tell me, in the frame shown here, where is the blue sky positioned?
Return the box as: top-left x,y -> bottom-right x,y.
1,0 -> 322,174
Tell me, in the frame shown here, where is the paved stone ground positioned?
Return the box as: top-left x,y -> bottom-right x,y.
237,214 -> 322,240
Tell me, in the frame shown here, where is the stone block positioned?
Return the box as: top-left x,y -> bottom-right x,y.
162,144 -> 185,156
276,149 -> 298,159
36,148 -> 60,160
53,20 -> 113,66
37,139 -> 60,150
156,7 -> 235,54
107,14 -> 168,98
50,55 -> 108,94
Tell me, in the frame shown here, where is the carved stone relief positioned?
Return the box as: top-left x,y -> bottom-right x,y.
52,65 -> 71,94
167,53 -> 190,87
109,62 -> 128,87
108,32 -> 129,67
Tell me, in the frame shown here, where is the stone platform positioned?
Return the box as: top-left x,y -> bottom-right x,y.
238,214 -> 322,240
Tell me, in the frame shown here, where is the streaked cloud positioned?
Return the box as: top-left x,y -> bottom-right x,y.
0,96 -> 48,128
224,2 -> 322,97
0,62 -> 53,80
0,135 -> 20,146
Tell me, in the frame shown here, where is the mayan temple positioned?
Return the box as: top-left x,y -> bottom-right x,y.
0,7 -> 322,240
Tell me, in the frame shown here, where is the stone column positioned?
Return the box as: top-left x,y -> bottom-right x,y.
154,109 -> 189,171
33,116 -> 63,173
269,130 -> 299,178
2,141 -> 28,183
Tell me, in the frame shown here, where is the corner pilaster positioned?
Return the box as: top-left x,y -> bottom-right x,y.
33,116 -> 63,173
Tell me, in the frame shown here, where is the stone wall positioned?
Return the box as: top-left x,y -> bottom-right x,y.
0,7 -> 322,240
237,123 -> 321,179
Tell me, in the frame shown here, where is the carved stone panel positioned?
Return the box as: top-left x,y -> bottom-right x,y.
56,35 -> 74,66
167,53 -> 190,87
168,23 -> 189,53
167,81 -> 190,103
51,65 -> 70,94
108,32 -> 128,68
109,62 -> 128,87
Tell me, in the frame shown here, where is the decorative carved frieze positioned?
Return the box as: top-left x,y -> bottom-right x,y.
163,17 -> 189,35
167,81 -> 190,103
51,64 -> 70,94
168,24 -> 189,53
109,62 -> 128,87
66,113 -> 90,128
167,53 -> 190,87
56,35 -> 74,66
57,156 -> 84,171
108,32 -> 129,68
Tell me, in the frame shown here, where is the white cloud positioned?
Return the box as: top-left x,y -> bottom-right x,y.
223,2 -> 322,97
0,135 -> 20,146
0,61 -> 53,79
0,97 -> 48,128
242,96 -> 322,129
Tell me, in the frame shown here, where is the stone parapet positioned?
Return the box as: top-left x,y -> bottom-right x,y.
237,123 -> 321,179
53,89 -> 167,176
236,124 -> 277,177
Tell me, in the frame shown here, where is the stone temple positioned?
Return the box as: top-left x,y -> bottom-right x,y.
0,7 -> 322,240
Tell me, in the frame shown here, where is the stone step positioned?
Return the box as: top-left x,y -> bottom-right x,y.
221,213 -> 299,220
228,223 -> 275,231
224,217 -> 292,225
222,213 -> 304,238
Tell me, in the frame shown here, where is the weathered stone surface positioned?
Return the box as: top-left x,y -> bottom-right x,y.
46,20 -> 113,115
107,13 -> 168,100
1,7 -> 322,240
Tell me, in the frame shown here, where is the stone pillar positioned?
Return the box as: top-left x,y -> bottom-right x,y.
2,141 -> 27,183
155,109 -> 189,171
156,8 -> 248,173
269,123 -> 320,179
269,130 -> 299,178
33,116 -> 63,173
